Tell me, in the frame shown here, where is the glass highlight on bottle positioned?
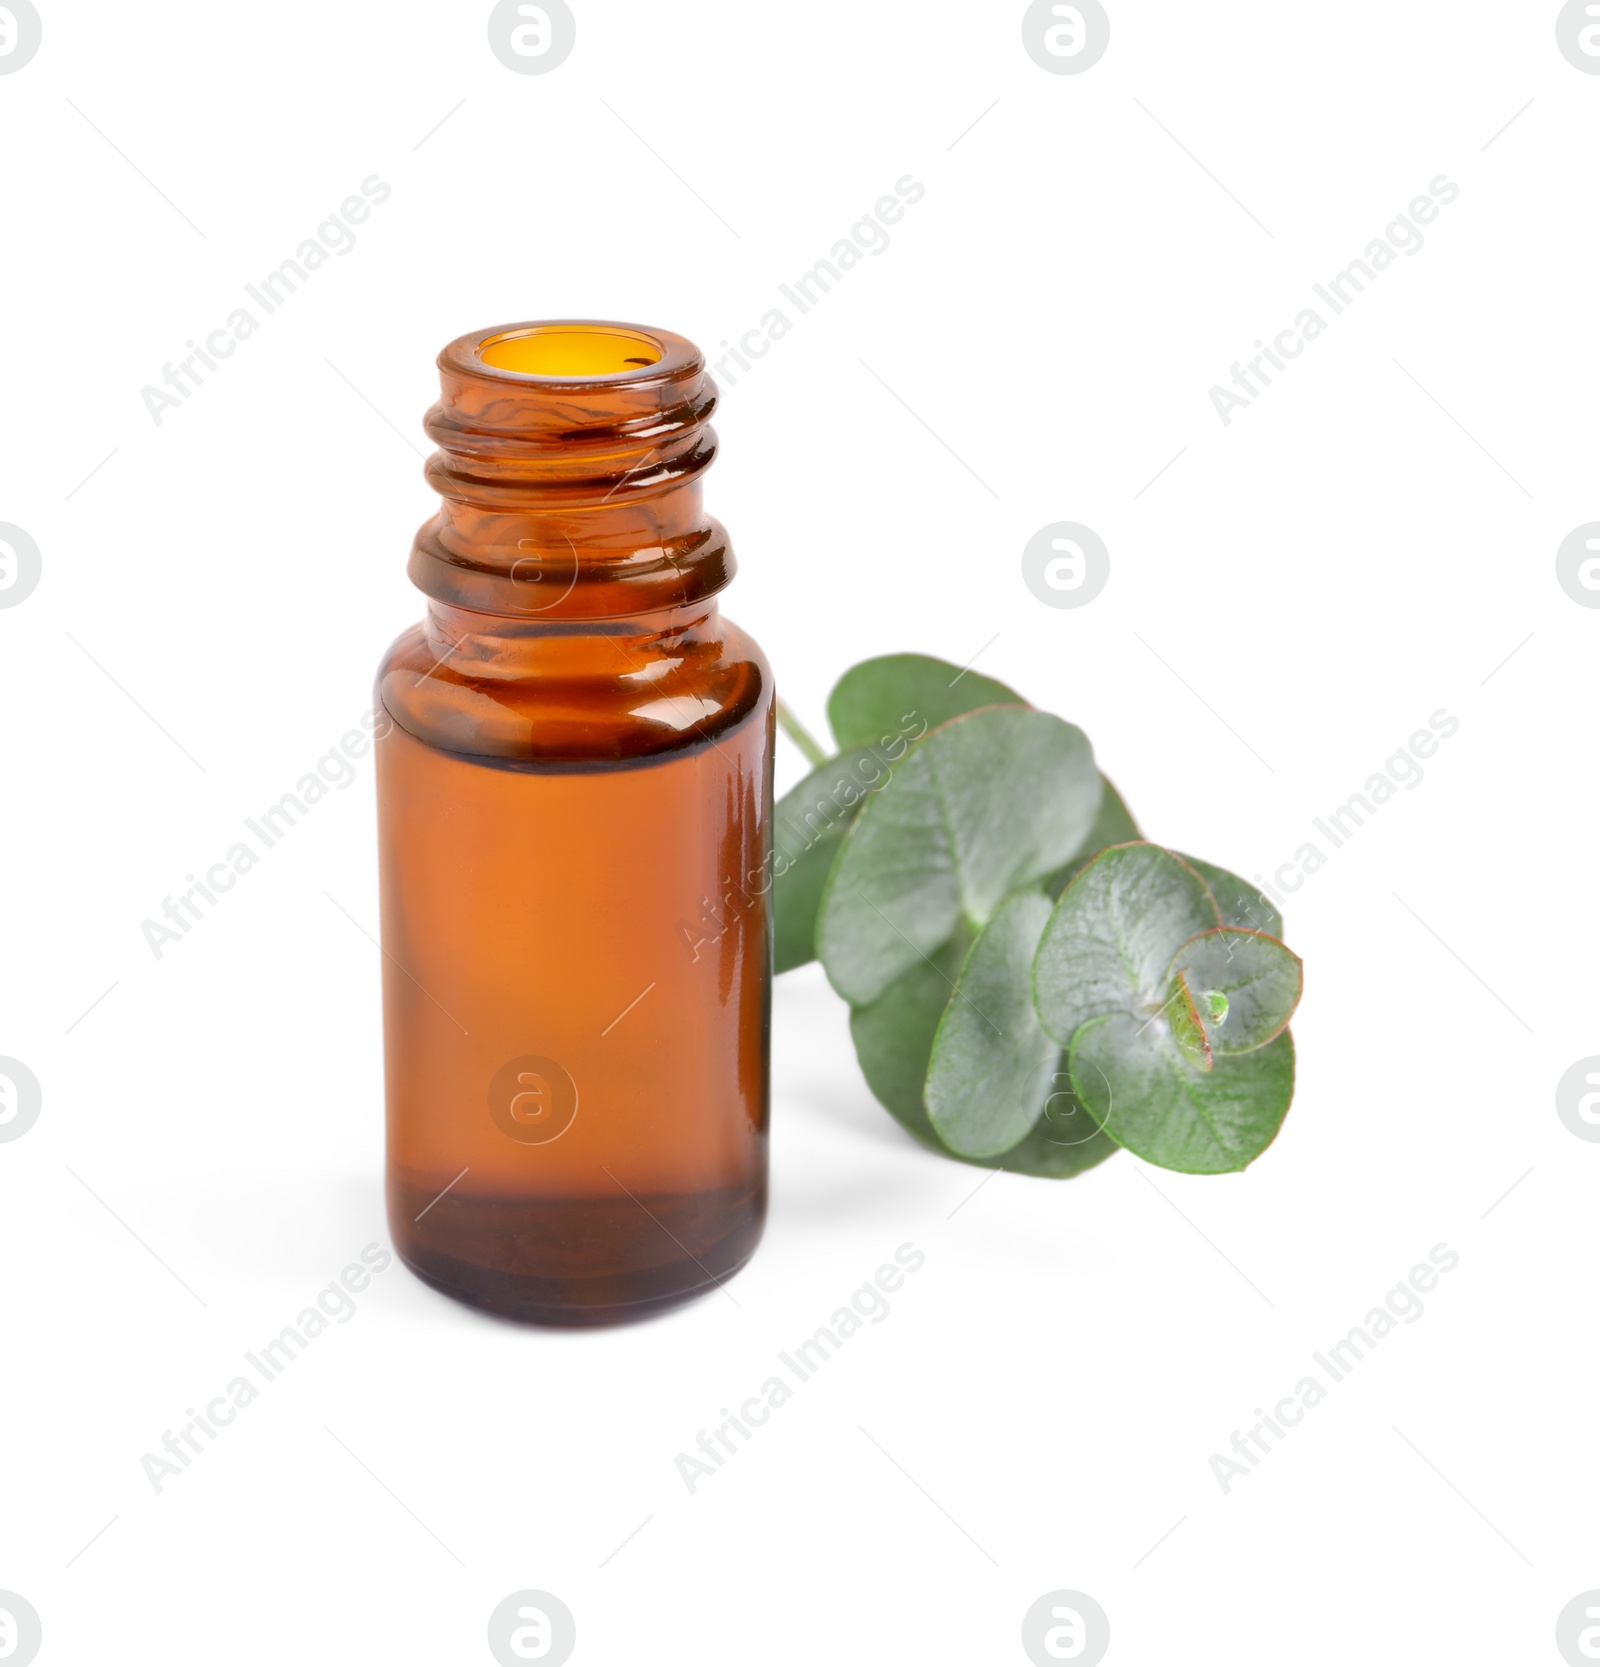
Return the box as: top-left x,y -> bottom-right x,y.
375,322 -> 772,1325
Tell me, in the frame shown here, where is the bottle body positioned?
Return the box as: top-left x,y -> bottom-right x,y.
375,323 -> 772,1323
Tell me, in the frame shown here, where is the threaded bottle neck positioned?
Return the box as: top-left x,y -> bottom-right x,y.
409,321 -> 734,622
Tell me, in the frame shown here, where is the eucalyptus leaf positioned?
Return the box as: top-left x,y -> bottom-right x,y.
773,743 -> 892,973
1166,969 -> 1215,1072
849,919 -> 1118,1177
1069,1015 -> 1295,1174
818,707 -> 1103,1005
777,660 -> 1044,974
925,891 -> 1060,1158
1033,843 -> 1221,1049
827,653 -> 1023,752
1046,776 -> 1142,898
848,929 -> 973,1145
1165,927 -> 1302,1055
991,1093 -> 1122,1178
1179,856 -> 1283,937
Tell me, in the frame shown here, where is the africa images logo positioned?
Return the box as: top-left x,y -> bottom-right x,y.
0,1592 -> 42,1667
0,524 -> 41,609
1556,1058 -> 1600,1143
1022,523 -> 1111,610
489,1055 -> 579,1145
487,1590 -> 576,1666
1020,1589 -> 1110,1666
0,1057 -> 42,1144
487,0 -> 577,74
1021,1 -> 1111,75
1556,0 -> 1600,72
0,2 -> 43,74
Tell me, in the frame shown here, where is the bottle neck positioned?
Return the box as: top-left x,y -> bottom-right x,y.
379,323 -> 767,765
408,322 -> 734,623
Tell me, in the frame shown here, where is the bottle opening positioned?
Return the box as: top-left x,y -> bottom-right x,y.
478,326 -> 665,379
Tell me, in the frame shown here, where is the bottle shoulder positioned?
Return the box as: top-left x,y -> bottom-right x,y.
376,610 -> 770,765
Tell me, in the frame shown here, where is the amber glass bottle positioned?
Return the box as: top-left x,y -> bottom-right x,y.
374,321 -> 772,1326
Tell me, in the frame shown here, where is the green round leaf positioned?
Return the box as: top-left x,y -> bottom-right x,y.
1165,927 -> 1302,1055
1069,1014 -> 1295,1174
988,1098 -> 1121,1178
1166,968 -> 1214,1072
847,903 -> 1118,1180
827,653 -> 1023,752
1179,855 -> 1283,937
778,663 -> 1042,973
773,742 -> 893,973
925,891 -> 1060,1158
1033,843 -> 1221,1048
818,707 -> 1102,1005
1046,775 -> 1141,898
848,929 -> 974,1145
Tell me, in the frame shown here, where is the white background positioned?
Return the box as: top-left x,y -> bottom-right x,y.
2,3 -> 1596,1663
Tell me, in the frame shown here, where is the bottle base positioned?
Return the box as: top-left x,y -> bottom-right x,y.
388,1179 -> 765,1328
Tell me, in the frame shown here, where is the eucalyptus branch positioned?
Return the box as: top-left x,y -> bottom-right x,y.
772,654 -> 1303,1179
